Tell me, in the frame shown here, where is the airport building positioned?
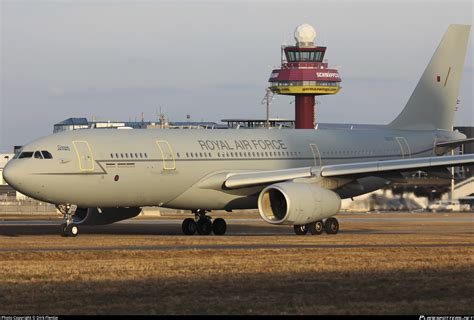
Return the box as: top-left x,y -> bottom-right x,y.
0,154 -> 16,197
53,118 -> 224,133
268,24 -> 342,129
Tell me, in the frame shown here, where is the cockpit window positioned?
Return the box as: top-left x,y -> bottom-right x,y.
18,152 -> 33,159
41,151 -> 53,159
34,151 -> 43,159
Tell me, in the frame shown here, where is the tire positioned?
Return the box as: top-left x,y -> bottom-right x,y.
197,218 -> 212,235
293,225 -> 308,235
212,218 -> 227,235
182,218 -> 197,235
66,224 -> 79,237
324,218 -> 339,235
308,221 -> 324,235
60,223 -> 68,237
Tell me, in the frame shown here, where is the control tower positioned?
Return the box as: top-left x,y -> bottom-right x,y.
268,24 -> 342,129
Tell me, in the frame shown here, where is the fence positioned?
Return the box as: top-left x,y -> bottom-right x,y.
0,197 -> 58,215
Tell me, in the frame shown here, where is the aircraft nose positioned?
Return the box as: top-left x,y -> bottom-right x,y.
3,161 -> 22,189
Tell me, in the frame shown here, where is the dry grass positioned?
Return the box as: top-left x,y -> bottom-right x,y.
0,213 -> 473,315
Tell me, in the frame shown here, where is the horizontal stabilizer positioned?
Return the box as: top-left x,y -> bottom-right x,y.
435,138 -> 474,148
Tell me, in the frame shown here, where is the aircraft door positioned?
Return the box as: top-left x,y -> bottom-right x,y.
72,141 -> 95,171
395,137 -> 411,158
310,143 -> 322,167
156,140 -> 176,170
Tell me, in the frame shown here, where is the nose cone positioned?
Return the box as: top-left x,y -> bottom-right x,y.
3,161 -> 22,189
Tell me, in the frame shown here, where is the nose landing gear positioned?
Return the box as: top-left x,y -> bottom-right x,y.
181,209 -> 227,236
57,204 -> 79,237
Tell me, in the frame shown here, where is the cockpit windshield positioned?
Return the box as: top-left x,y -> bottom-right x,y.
17,150 -> 53,159
41,151 -> 53,159
18,152 -> 33,159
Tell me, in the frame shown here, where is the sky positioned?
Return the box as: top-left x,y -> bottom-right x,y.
0,0 -> 472,152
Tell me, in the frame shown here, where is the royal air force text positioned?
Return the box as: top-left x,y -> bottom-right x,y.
197,139 -> 287,151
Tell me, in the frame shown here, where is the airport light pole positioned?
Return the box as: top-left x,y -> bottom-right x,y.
261,88 -> 274,128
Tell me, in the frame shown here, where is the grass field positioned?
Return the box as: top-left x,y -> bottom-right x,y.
0,213 -> 473,315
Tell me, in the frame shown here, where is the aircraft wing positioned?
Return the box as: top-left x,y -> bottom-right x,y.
320,153 -> 474,177
223,154 -> 474,189
224,167 -> 313,189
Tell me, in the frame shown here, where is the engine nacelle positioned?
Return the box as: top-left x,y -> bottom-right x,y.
73,207 -> 142,225
258,182 -> 341,225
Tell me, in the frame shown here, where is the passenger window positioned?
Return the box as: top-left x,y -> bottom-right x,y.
34,151 -> 43,159
144,153 -> 148,158
41,151 -> 53,159
111,153 -> 114,159
135,153 -> 138,158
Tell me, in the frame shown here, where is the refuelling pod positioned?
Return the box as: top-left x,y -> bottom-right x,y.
73,207 -> 142,225
258,182 -> 341,225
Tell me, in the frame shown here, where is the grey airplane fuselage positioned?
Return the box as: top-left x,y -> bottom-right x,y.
7,127 -> 463,210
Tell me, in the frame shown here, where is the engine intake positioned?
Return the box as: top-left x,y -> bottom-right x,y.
258,182 -> 341,225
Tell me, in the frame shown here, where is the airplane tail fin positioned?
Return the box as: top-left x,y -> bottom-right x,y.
388,24 -> 470,131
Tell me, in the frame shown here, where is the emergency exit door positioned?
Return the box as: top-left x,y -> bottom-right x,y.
72,141 -> 95,171
310,143 -> 322,167
395,137 -> 411,158
156,140 -> 176,170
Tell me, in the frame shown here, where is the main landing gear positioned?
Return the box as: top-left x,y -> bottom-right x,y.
182,209 -> 227,236
57,204 -> 79,237
293,217 -> 339,235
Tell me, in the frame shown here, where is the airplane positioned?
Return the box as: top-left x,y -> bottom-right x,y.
3,24 -> 473,237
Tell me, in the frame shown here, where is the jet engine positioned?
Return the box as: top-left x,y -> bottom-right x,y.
73,207 -> 142,225
258,182 -> 341,225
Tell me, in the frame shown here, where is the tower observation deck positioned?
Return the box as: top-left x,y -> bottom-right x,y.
268,24 -> 342,129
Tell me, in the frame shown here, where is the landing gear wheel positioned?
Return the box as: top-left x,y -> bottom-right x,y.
60,223 -> 68,237
294,225 -> 308,235
308,220 -> 324,235
182,218 -> 197,235
196,218 -> 213,235
324,218 -> 339,235
212,218 -> 227,235
65,224 -> 79,237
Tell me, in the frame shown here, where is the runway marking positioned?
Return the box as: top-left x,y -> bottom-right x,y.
0,243 -> 472,253
0,215 -> 472,227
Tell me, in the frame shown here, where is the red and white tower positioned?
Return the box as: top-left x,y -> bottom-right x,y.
268,24 -> 342,129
